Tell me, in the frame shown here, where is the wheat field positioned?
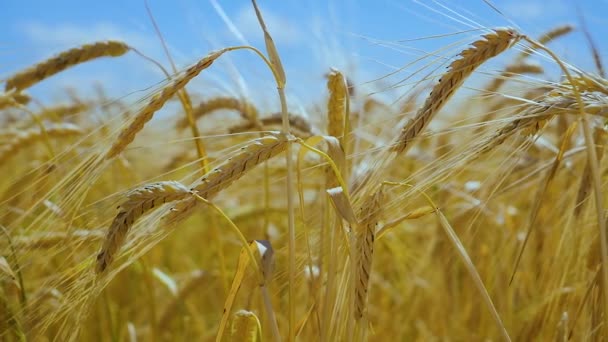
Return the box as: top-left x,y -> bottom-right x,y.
1,0 -> 607,341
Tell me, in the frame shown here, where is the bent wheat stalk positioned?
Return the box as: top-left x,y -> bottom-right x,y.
96,181 -> 191,273
393,28 -> 521,153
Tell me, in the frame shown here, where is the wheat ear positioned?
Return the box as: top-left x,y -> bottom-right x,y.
39,102 -> 90,121
230,310 -> 261,341
164,133 -> 288,224
228,112 -> 315,137
96,181 -> 191,273
4,41 -> 130,92
175,96 -> 259,129
516,24 -> 574,61
327,69 -> 348,138
354,188 -> 384,319
484,62 -> 544,94
0,92 -> 30,109
393,28 -> 520,153
0,123 -> 82,164
105,49 -> 228,159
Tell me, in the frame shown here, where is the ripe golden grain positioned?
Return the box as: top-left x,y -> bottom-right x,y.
354,188 -> 384,320
164,133 -> 288,224
105,49 -> 228,159
327,69 -> 348,138
4,41 -> 130,92
394,29 -> 521,153
96,181 -> 191,273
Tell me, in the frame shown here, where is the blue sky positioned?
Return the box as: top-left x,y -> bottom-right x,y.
1,0 -> 607,105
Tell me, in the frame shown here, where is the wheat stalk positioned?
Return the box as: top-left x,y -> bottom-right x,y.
96,181 -> 191,273
4,41 -> 130,92
393,28 -> 521,153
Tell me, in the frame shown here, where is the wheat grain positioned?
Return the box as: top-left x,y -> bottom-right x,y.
105,49 -> 228,159
393,28 -> 520,153
164,133 -> 288,224
4,41 -> 130,92
96,181 -> 191,273
354,188 -> 384,320
175,96 -> 259,130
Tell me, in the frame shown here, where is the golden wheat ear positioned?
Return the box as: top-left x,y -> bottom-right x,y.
4,41 -> 130,92
393,28 -> 521,153
163,133 -> 289,225
0,123 -> 82,164
354,188 -> 384,320
96,181 -> 191,273
105,48 -> 230,160
228,112 -> 315,137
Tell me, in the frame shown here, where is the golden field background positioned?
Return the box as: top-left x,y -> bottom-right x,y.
0,1 -> 607,341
